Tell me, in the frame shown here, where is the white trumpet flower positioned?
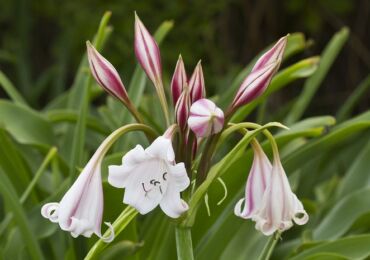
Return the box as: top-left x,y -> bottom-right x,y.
108,136 -> 190,218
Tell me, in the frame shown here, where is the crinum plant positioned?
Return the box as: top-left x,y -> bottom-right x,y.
41,13 -> 308,259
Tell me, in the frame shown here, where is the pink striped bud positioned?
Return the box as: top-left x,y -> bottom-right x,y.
134,13 -> 163,88
175,87 -> 191,131
231,36 -> 287,110
189,61 -> 205,102
87,42 -> 129,105
188,99 -> 224,138
171,55 -> 187,106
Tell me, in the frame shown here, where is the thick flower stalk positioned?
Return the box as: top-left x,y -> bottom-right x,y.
108,136 -> 190,218
230,36 -> 287,111
188,99 -> 224,138
41,139 -> 115,242
234,139 -> 308,236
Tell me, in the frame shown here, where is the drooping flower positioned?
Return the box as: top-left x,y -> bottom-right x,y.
234,141 -> 271,219
175,87 -> 191,131
231,36 -> 287,110
86,41 -> 130,105
188,61 -> 205,102
171,55 -> 187,106
108,136 -> 190,218
188,99 -> 224,137
234,140 -> 308,236
134,13 -> 162,88
41,139 -> 114,242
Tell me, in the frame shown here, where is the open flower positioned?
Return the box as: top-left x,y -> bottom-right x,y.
234,141 -> 271,219
87,41 -> 130,105
108,136 -> 190,218
234,140 -> 308,236
188,99 -> 224,137
41,143 -> 114,242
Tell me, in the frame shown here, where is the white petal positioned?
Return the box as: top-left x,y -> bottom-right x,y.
58,163 -> 104,236
160,184 -> 189,218
292,194 -> 309,225
123,186 -> 160,214
190,98 -> 214,116
122,159 -> 166,214
168,163 -> 190,192
108,145 -> 146,188
234,198 -> 246,218
145,136 -> 175,162
41,202 -> 59,223
98,222 -> 115,243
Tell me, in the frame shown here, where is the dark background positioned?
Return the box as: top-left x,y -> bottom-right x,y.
0,0 -> 369,115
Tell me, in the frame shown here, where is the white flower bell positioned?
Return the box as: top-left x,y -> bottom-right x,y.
234,140 -> 308,236
108,136 -> 190,218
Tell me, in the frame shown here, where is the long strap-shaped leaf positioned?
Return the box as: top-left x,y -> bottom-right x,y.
285,27 -> 349,124
0,170 -> 44,260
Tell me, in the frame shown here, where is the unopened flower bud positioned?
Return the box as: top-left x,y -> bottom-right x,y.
189,61 -> 205,102
171,55 -> 187,106
231,36 -> 287,110
188,99 -> 224,137
175,87 -> 191,131
134,13 -> 163,88
87,41 -> 130,105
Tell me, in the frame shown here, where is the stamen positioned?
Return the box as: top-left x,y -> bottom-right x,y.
162,172 -> 168,180
142,183 -> 149,192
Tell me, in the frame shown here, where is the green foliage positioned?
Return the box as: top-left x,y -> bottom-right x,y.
0,10 -> 369,260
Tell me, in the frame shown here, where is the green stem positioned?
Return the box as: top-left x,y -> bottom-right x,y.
85,206 -> 138,260
257,232 -> 280,260
156,81 -> 171,127
175,226 -> 194,260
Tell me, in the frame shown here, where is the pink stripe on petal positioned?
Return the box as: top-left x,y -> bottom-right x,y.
134,13 -> 162,87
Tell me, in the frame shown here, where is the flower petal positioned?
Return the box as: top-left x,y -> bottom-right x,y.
108,145 -> 146,188
160,184 -> 189,218
145,136 -> 175,162
168,162 -> 190,192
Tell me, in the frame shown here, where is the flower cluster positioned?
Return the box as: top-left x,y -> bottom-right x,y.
41,13 -> 308,244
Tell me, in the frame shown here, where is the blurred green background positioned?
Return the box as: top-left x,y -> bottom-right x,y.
0,0 -> 369,113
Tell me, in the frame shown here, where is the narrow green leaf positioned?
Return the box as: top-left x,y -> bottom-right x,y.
337,139 -> 370,197
284,111 -> 370,172
314,187 -> 370,240
0,100 -> 55,146
0,70 -> 27,106
289,235 -> 370,260
46,109 -> 110,135
0,170 -> 44,260
285,27 -> 349,124
68,12 -> 112,179
336,75 -> 370,122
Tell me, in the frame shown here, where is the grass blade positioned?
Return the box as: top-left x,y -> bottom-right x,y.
285,27 -> 349,124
